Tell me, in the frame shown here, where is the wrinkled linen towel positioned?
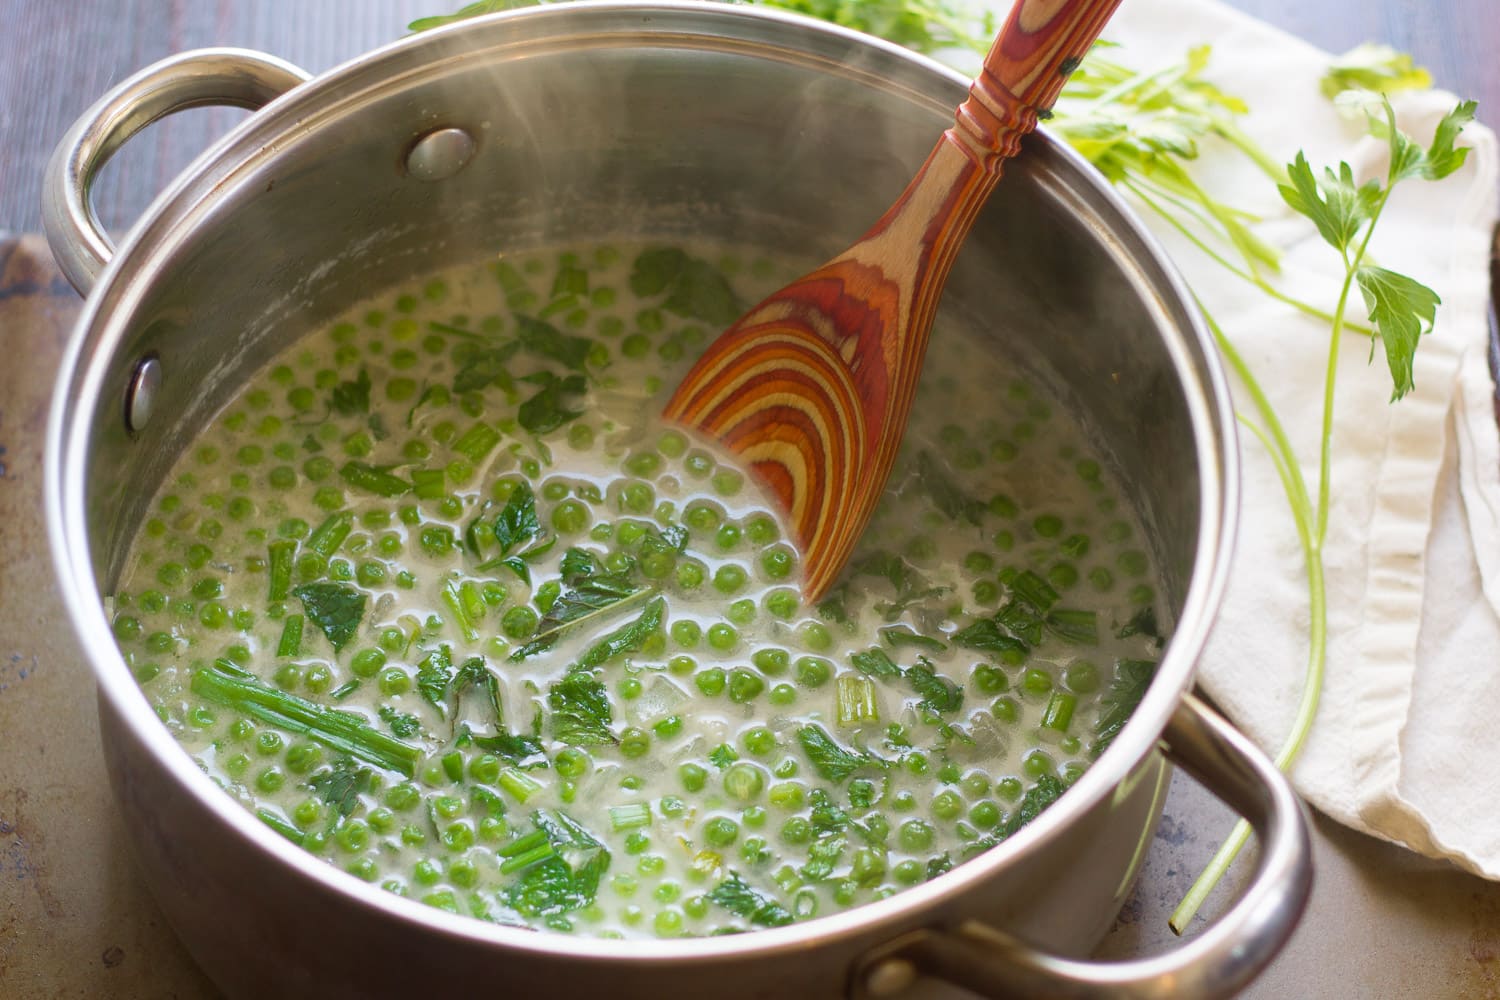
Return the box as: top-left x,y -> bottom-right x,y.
1042,0 -> 1500,875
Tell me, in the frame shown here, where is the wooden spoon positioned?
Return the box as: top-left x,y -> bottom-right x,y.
663,0 -> 1124,601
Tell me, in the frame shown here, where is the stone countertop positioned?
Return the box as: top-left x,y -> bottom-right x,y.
4,229 -> 1500,998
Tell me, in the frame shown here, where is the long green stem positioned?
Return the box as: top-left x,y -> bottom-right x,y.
192,659 -> 420,776
1168,280 -> 1337,930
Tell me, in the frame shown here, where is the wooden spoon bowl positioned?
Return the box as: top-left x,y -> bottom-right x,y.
664,0 -> 1125,600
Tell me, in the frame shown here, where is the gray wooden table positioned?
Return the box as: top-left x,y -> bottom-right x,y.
3,2 -> 1500,998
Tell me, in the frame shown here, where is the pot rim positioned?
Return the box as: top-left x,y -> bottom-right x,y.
46,0 -> 1239,963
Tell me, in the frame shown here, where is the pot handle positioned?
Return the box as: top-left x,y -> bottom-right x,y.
851,693 -> 1312,1000
42,48 -> 311,295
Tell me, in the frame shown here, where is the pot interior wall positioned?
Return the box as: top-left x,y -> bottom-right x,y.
83,13 -> 1203,623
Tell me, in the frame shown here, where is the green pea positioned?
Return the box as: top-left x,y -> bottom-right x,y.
711,469 -> 744,497
1023,750 -> 1056,780
769,782 -> 806,811
568,423 -> 595,449
665,617 -> 702,649
1049,562 -> 1079,590
713,564 -> 748,594
1064,660 -> 1100,693
764,589 -> 799,620
442,821 -> 475,852
641,550 -> 676,580
378,667 -> 411,696
679,763 -> 709,793
546,499 -> 590,534
751,648 -> 789,675
683,450 -> 714,479
303,663 -> 332,694
723,763 -> 764,801
502,606 -> 539,639
768,684 -> 796,706
619,677 -> 643,700
760,548 -> 796,580
971,664 -> 1008,694
715,523 -> 742,550
620,727 -> 651,758
624,452 -> 661,477
1021,667 -> 1053,697
794,656 -> 832,688
695,668 -> 726,697
932,791 -> 963,821
620,482 -> 655,514
112,615 -> 142,642
448,857 -> 479,889
706,623 -> 739,651
255,767 -> 285,793
555,747 -> 589,779
727,668 -> 765,703
675,561 -> 705,590
992,696 -> 1020,723
780,816 -> 813,845
357,560 -> 387,588
798,622 -> 833,652
273,662 -> 302,690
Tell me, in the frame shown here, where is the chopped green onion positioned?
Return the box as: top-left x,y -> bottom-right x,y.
267,540 -> 295,603
499,767 -> 544,803
339,461 -> 411,498
453,422 -> 502,464
609,803 -> 652,831
411,468 -> 446,499
837,675 -> 879,726
1041,691 -> 1078,732
498,842 -> 557,874
307,512 -> 353,559
276,614 -> 304,657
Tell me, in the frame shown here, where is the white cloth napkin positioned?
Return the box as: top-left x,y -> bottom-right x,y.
1065,0 -> 1500,874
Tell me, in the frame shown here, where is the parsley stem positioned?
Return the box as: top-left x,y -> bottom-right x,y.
1170,303 -> 1330,932
1124,181 -> 1373,335
1214,119 -> 1288,184
1317,187 -> 1392,545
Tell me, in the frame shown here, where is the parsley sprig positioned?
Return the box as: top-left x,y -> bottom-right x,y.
1171,93 -> 1475,932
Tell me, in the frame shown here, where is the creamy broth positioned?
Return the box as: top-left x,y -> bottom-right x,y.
108,243 -> 1163,937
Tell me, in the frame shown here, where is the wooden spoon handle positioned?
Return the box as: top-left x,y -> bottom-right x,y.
952,0 -> 1123,168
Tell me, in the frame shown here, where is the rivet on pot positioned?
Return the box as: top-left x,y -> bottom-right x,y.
125,354 -> 162,433
405,127 -> 476,181
862,958 -> 918,997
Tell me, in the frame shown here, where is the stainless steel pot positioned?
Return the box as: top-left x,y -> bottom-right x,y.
42,4 -> 1310,998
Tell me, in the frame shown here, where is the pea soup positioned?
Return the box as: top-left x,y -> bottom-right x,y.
107,243 -> 1163,938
